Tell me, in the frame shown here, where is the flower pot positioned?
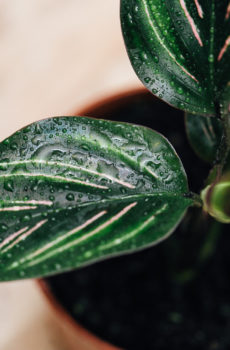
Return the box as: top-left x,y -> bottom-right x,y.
38,88 -> 229,350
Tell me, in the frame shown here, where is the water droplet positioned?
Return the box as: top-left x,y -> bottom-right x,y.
55,263 -> 61,270
153,55 -> 159,63
144,77 -> 150,83
10,143 -> 18,151
208,54 -> 214,63
97,160 -> 119,179
4,180 -> 14,192
0,223 -> 8,232
32,136 -> 42,146
66,193 -> 75,201
84,251 -> 93,258
0,163 -> 8,171
21,214 -> 31,222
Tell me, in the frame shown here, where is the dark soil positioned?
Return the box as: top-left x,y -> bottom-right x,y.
46,90 -> 230,350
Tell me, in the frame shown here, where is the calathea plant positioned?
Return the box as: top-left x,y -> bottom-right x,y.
0,0 -> 230,281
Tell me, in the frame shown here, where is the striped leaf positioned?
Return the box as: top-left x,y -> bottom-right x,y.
0,117 -> 192,281
185,113 -> 222,163
121,0 -> 230,115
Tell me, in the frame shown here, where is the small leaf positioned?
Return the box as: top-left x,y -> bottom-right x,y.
201,180 -> 230,223
185,113 -> 222,163
121,0 -> 230,115
0,117 -> 192,281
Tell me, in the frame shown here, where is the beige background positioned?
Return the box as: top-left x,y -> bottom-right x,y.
0,1 -> 141,349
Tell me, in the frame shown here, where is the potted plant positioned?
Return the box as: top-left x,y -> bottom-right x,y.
1,1 -> 230,349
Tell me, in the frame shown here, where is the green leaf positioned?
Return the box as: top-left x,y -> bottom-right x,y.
201,181 -> 230,223
121,0 -> 230,115
0,117 -> 192,281
185,113 -> 222,163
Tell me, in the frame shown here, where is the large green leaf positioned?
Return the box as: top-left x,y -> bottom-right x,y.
185,113 -> 222,163
0,117 -> 192,281
121,0 -> 230,115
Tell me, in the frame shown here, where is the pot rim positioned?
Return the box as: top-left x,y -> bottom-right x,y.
75,86 -> 148,116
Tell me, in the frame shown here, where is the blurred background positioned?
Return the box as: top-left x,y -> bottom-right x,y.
0,1 -> 141,349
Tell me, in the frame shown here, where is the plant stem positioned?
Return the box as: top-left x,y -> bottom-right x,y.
184,192 -> 203,207
205,111 -> 230,187
215,112 -> 230,179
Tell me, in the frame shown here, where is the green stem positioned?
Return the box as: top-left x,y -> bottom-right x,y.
206,112 -> 230,186
184,192 -> 203,207
215,112 -> 230,178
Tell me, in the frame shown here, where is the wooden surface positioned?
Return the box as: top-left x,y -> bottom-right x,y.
0,1 -> 141,349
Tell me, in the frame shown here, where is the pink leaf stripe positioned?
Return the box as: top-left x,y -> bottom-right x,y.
0,206 -> 37,212
180,0 -> 203,47
226,3 -> 230,20
218,36 -> 230,61
12,202 -> 138,269
142,0 -> 199,82
21,210 -> 107,262
194,0 -> 203,18
0,227 -> 28,250
10,200 -> 53,206
99,203 -> 168,251
1,220 -> 47,254
1,160 -> 136,189
0,173 -> 109,190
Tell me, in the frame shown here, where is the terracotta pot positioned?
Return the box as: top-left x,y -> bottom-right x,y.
37,87 -> 148,350
36,89 -> 229,349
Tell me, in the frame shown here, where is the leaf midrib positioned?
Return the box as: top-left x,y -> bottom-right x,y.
0,192 -> 192,216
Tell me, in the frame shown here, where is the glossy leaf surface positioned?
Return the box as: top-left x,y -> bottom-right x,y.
185,113 -> 222,163
0,117 -> 192,281
121,0 -> 230,115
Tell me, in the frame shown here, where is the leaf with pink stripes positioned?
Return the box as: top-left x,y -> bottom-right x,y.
121,0 -> 230,116
0,116 -> 192,280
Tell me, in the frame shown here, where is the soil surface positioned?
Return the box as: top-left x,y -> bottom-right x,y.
46,91 -> 230,350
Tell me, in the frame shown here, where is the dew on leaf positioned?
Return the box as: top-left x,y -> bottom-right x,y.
66,193 -> 75,201
144,77 -> 151,83
31,136 -> 42,146
10,143 -> 18,151
0,223 -> 8,232
208,54 -> 214,63
0,164 -> 8,171
21,214 -> 31,222
4,180 -> 14,192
